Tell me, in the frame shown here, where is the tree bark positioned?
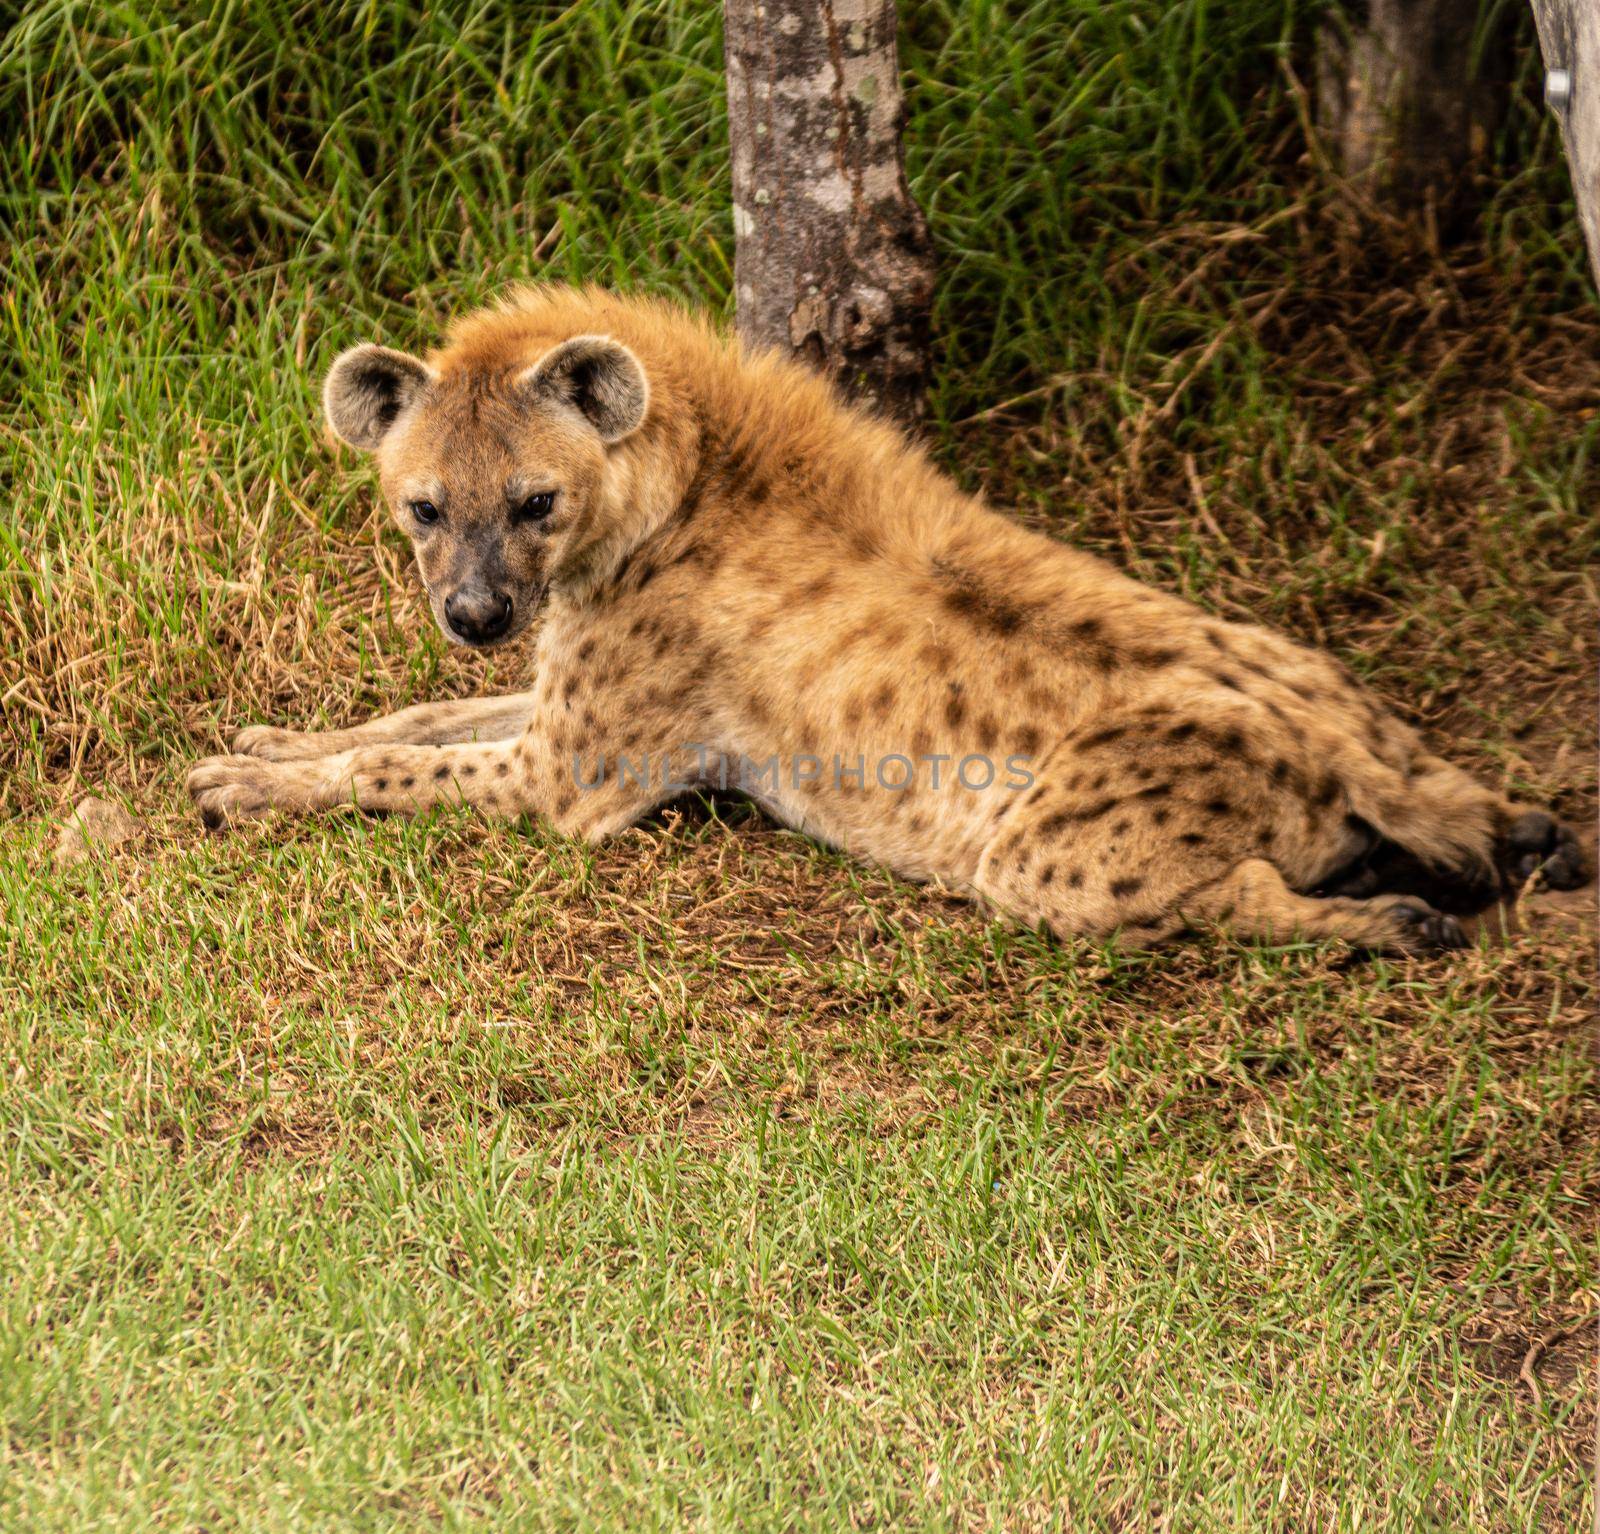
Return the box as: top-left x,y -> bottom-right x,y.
723,0 -> 936,424
1315,0 -> 1513,215
1529,0 -> 1600,291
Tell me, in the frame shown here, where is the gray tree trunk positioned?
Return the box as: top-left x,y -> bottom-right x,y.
1529,0 -> 1600,291
1315,0 -> 1512,213
723,0 -> 936,424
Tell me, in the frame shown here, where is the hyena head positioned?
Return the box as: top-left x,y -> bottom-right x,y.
322,334 -> 649,647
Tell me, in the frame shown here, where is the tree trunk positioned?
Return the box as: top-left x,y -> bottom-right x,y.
1315,0 -> 1513,215
723,0 -> 936,424
1529,0 -> 1600,291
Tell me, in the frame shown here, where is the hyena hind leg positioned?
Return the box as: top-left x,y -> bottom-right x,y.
1177,857 -> 1468,954
232,692 -> 539,762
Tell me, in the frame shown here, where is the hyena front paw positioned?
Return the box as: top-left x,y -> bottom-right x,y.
1501,812 -> 1588,892
188,755 -> 281,829
233,725 -> 330,761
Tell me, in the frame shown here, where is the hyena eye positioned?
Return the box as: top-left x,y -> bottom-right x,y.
409,500 -> 441,526
514,491 -> 555,525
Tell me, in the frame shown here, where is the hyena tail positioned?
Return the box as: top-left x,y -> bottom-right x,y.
1326,743 -> 1587,912
1319,751 -> 1505,914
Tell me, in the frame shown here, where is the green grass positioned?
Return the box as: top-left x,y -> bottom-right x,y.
1,0 -> 1596,1528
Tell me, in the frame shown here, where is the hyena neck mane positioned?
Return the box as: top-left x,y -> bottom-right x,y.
463,286 -> 962,608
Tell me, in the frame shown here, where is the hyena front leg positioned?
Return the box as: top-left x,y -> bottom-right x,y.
232,692 -> 539,762
188,727 -> 663,838
190,737 -> 532,828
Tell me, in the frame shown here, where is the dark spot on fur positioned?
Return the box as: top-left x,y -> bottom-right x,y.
1079,725 -> 1126,751
497,762 -> 509,777
1204,798 -> 1232,816
945,696 -> 966,729
434,765 -> 449,781
936,562 -> 1030,636
374,777 -> 388,790
1167,721 -> 1197,741
400,776 -> 413,789
1179,831 -> 1205,846
1066,869 -> 1084,888
1015,726 -> 1042,755
1211,672 -> 1243,692
1040,864 -> 1056,886
1041,797 -> 1119,833
1110,877 -> 1144,899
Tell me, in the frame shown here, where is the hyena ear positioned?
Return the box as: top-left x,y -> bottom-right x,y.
322,344 -> 436,451
520,335 -> 649,444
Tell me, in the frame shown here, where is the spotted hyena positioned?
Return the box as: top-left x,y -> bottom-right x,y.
189,285 -> 1586,952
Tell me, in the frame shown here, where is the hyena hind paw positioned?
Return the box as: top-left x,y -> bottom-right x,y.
1502,812 -> 1588,892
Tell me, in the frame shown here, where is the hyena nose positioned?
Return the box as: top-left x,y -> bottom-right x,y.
444,588 -> 513,644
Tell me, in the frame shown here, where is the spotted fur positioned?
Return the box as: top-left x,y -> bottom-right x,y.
191,285 -> 1587,953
